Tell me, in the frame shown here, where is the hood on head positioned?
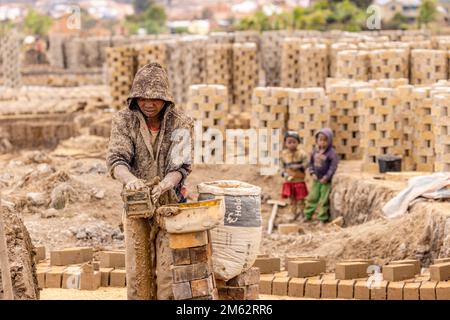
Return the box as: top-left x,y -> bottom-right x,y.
315,127 -> 333,150
127,62 -> 175,110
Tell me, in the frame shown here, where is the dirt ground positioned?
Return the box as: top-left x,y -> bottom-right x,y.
1,135 -> 449,299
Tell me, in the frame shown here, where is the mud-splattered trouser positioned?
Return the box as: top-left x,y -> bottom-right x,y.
304,180 -> 331,222
123,215 -> 173,300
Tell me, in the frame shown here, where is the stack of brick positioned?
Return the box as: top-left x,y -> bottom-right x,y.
368,49 -> 409,80
287,87 -> 330,154
299,43 -> 328,87
261,31 -> 285,86
411,49 -> 448,85
250,87 -> 289,136
209,32 -> 234,44
179,37 -> 206,104
186,84 -> 228,134
169,231 -> 218,300
0,31 -> 22,88
136,41 -> 167,69
432,92 -> 450,172
394,85 -> 415,171
327,81 -> 367,160
280,38 -> 302,88
48,34 -> 66,69
232,43 -> 259,110
335,50 -> 369,81
36,249 -> 126,290
329,42 -> 358,77
166,40 -> 184,105
105,46 -> 135,109
217,267 -> 260,300
412,87 -> 436,172
64,37 -> 86,70
358,87 -> 402,172
205,43 -> 233,101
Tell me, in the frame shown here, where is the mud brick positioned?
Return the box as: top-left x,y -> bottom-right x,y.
259,275 -> 274,294
100,268 -> 113,287
36,269 -> 46,288
335,262 -> 369,280
370,281 -> 388,300
62,267 -> 81,289
403,282 -> 421,300
383,264 -> 416,281
215,279 -> 226,288
253,257 -> 280,274
173,281 -> 192,300
191,276 -> 214,298
272,277 -> 290,296
434,258 -> 450,264
321,279 -> 339,299
172,248 -> 191,265
45,268 -> 65,288
110,269 -> 126,287
274,271 -> 289,277
79,264 -> 99,290
92,260 -> 100,271
189,245 -> 209,264
245,284 -> 259,300
430,262 -> 450,281
99,250 -> 125,268
284,255 -> 325,269
288,260 -> 325,278
218,287 -> 230,300
288,278 -> 307,297
420,281 -> 437,300
169,231 -> 209,249
390,259 -> 421,274
35,245 -> 46,262
305,279 -> 322,299
94,271 -> 101,289
79,247 -> 94,262
278,224 -> 299,234
337,280 -> 356,299
354,280 -> 370,300
436,281 -> 450,300
172,262 -> 211,283
226,286 -> 247,300
387,282 -> 404,300
227,268 -> 260,287
50,248 -> 84,266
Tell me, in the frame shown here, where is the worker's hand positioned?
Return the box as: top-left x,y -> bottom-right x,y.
125,178 -> 146,191
311,173 -> 318,181
287,175 -> 293,181
320,177 -> 328,184
151,183 -> 163,204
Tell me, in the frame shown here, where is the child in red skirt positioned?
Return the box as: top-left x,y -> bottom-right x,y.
280,131 -> 309,221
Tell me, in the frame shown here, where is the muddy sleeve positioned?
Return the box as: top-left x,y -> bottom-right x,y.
167,121 -> 194,186
106,113 -> 134,179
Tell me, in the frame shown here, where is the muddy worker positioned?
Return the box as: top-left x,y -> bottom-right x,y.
106,62 -> 193,300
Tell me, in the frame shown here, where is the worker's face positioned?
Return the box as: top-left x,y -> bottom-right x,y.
285,137 -> 299,151
317,133 -> 328,149
137,98 -> 165,118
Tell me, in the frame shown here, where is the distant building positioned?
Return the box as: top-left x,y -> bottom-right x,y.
374,0 -> 449,25
374,0 -> 421,23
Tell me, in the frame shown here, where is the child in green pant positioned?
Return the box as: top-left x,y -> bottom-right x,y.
304,128 -> 339,223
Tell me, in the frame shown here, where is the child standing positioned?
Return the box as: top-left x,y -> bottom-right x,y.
280,131 -> 309,221
304,128 -> 339,223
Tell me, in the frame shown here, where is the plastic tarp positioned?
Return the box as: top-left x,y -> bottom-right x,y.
382,172 -> 450,218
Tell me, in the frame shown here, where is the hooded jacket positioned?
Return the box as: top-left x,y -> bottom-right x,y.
309,128 -> 339,183
106,63 -> 194,202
